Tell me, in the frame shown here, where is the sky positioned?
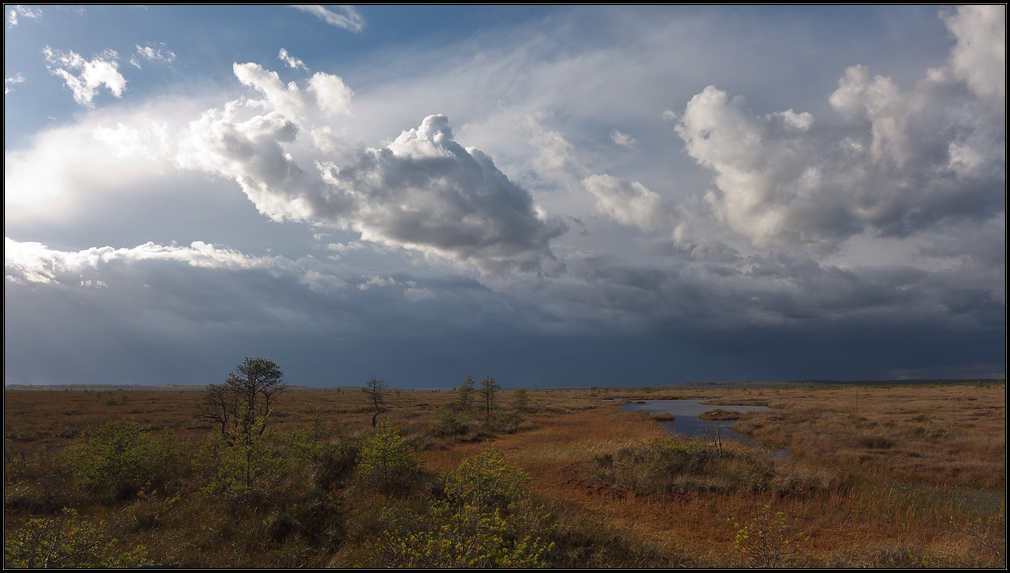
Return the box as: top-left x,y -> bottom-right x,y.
4,5 -> 1005,388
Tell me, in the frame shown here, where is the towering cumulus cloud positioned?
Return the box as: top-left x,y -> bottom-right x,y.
317,115 -> 567,268
177,62 -> 565,271
675,5 -> 1005,253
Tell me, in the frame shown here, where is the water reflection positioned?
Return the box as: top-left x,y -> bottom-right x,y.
619,398 -> 789,459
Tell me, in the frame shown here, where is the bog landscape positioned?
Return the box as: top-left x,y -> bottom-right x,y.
4,363 -> 1005,568
5,6 -> 1005,568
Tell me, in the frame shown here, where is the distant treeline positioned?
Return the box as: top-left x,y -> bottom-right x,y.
2,384 -> 361,392
671,378 -> 1005,389
5,378 -> 1003,392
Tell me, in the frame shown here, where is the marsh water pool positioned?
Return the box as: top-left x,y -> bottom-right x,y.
619,398 -> 789,459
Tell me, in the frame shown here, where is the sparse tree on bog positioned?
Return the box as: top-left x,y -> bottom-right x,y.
365,377 -> 386,428
197,357 -> 286,444
456,374 -> 476,410
479,376 -> 500,419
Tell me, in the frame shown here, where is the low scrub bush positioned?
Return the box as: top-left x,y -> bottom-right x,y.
4,508 -> 147,568
587,437 -> 718,494
4,444 -> 76,512
355,421 -> 420,496
584,437 -> 828,495
63,419 -> 183,502
288,428 -> 360,491
540,498 -> 675,568
369,448 -> 555,568
198,425 -> 288,506
432,408 -> 467,436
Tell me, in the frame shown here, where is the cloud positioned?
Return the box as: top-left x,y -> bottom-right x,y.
940,5 -> 1005,105
582,174 -> 673,231
292,5 -> 365,33
4,237 -> 378,306
174,63 -> 564,269
6,116 -> 174,209
4,7 -> 1003,387
7,5 -> 40,28
233,62 -> 307,120
527,122 -> 583,176
176,102 -> 316,222
675,17 -> 1005,253
130,44 -> 177,69
173,63 -> 353,225
5,73 -> 25,95
278,48 -> 308,71
610,129 -> 636,147
43,46 -> 127,107
3,238 -> 293,287
300,269 -> 348,294
357,275 -> 435,301
92,121 -> 173,160
308,71 -> 353,118
316,115 -> 568,268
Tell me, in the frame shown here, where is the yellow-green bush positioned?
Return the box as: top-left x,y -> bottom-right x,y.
355,421 -> 419,495
371,448 -> 554,568
4,508 -> 147,568
64,419 -> 183,502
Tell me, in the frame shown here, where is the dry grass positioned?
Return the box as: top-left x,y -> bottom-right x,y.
424,383 -> 1006,567
724,384 -> 1006,488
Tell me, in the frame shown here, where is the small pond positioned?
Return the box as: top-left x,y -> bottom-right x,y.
619,398 -> 789,459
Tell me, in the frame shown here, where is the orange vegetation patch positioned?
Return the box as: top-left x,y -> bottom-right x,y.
425,386 -> 1006,567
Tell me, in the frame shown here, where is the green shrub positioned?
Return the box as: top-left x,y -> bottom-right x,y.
288,429 -> 360,491
584,437 -> 798,495
356,421 -> 419,495
371,448 -> 555,568
433,408 -> 463,435
445,447 -> 531,511
199,422 -> 287,505
4,508 -> 147,568
65,419 -> 181,502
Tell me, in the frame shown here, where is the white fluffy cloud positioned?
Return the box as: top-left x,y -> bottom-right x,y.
582,174 -> 672,231
308,72 -> 353,118
675,5 -> 1005,252
43,46 -> 127,107
941,5 -> 1005,105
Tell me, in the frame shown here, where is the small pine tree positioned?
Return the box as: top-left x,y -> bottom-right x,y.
479,376 -> 500,420
457,374 -> 476,410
